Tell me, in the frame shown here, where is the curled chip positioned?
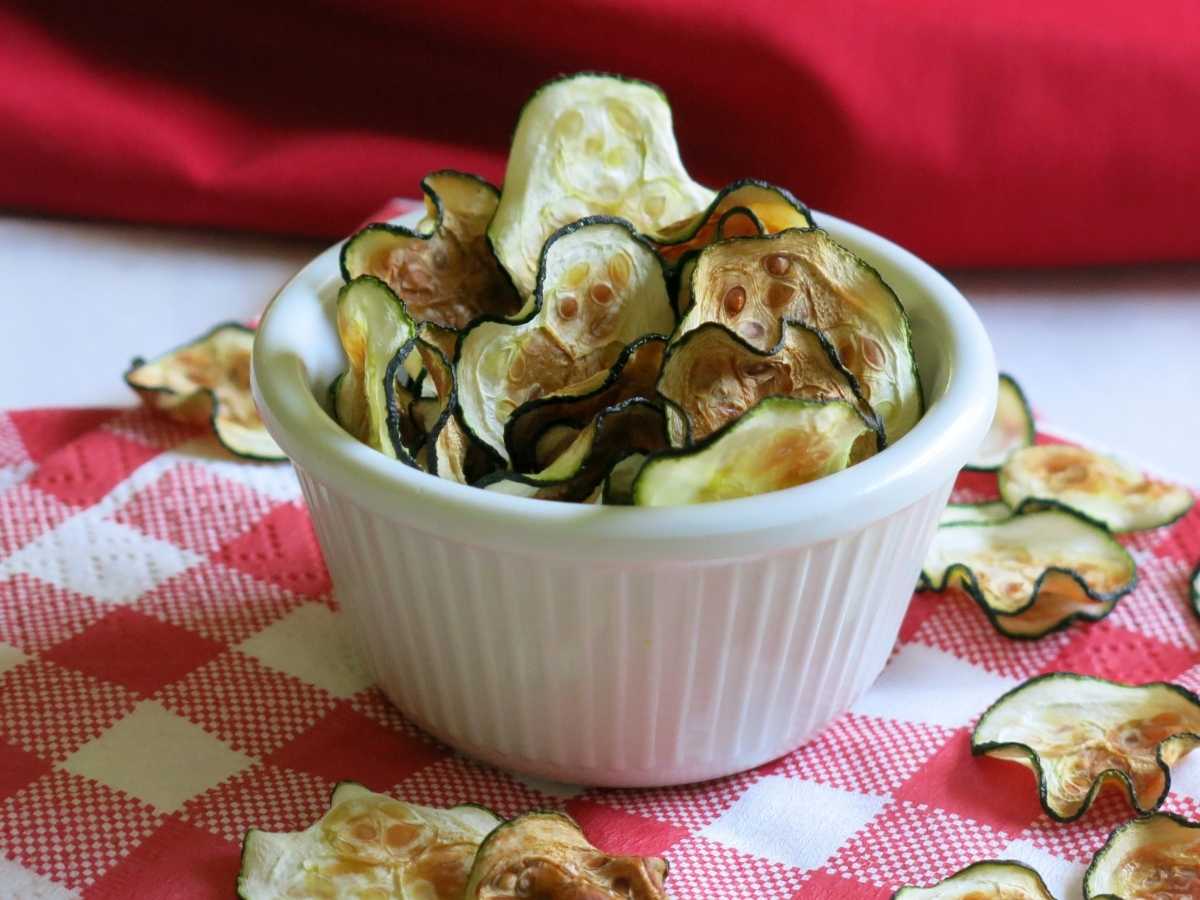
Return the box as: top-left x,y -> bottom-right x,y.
1084,812 -> 1200,899
921,506 -> 1136,638
972,673 -> 1200,822
966,374 -> 1035,471
633,397 -> 881,506
503,334 -> 665,471
463,811 -> 668,899
479,399 -> 668,502
653,178 -> 814,267
488,72 -> 714,297
126,322 -> 284,461
1000,444 -> 1194,533
336,276 -> 418,464
237,781 -> 502,900
457,217 -> 675,460
676,228 -> 923,443
341,171 -> 521,329
657,320 -> 877,447
891,859 -> 1055,900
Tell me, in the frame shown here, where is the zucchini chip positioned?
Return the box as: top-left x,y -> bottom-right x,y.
653,178 -> 814,267
463,810 -> 668,899
891,859 -> 1055,899
966,374 -> 1035,471
657,320 -> 877,447
999,444 -> 1194,533
478,399 -> 668,502
922,507 -> 1136,638
633,397 -> 881,507
1084,812 -> 1200,899
237,781 -> 502,900
971,674 -> 1200,822
488,72 -> 714,296
337,276 -> 418,463
125,322 -> 284,461
504,335 -> 666,470
677,228 -> 923,443
341,171 -> 521,329
669,197 -> 776,317
940,501 -> 1014,527
457,217 -> 675,460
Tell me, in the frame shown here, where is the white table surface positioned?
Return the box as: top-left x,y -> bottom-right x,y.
3,214 -> 1198,484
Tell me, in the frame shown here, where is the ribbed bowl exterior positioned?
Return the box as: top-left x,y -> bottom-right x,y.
297,468 -> 954,787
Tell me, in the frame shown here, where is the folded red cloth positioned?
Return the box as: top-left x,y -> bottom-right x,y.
3,1 -> 1198,266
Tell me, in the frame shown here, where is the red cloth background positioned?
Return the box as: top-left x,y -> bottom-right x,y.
2,1 -> 1198,266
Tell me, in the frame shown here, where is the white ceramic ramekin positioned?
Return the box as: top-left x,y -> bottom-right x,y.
252,210 -> 996,787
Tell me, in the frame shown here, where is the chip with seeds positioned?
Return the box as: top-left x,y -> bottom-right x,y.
657,319 -> 877,447
675,228 -> 923,443
972,674 -> 1200,822
457,218 -> 674,461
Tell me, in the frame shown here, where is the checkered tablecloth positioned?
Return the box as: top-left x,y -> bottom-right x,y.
0,406 -> 1197,899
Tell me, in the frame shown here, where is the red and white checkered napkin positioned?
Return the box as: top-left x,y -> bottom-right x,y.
0,407 -> 1197,900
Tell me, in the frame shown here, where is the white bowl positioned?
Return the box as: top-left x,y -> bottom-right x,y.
252,210 -> 996,787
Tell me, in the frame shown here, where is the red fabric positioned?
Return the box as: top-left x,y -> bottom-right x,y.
2,1 -> 1199,266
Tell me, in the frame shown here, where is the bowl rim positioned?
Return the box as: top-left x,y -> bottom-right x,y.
252,210 -> 996,562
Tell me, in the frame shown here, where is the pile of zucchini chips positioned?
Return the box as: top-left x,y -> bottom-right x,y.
330,73 -> 924,505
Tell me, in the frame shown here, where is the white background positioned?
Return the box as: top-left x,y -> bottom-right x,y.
2,213 -> 1197,483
